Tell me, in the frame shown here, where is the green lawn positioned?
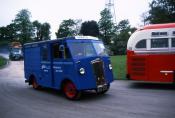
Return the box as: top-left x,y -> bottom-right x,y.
110,55 -> 126,80
0,56 -> 7,68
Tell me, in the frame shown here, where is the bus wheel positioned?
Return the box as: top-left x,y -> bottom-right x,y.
32,78 -> 39,89
63,81 -> 81,100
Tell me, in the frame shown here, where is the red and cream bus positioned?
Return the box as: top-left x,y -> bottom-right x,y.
127,23 -> 175,83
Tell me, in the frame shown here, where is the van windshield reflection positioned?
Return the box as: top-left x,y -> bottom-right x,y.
68,42 -> 108,58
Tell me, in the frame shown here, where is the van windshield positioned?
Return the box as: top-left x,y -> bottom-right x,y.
68,42 -> 108,58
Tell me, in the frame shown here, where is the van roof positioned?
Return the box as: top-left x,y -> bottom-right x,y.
24,36 -> 100,46
140,23 -> 175,30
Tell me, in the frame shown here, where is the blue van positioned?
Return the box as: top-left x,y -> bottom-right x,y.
24,36 -> 114,99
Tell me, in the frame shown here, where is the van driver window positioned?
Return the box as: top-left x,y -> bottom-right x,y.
151,38 -> 168,48
52,43 -> 62,59
65,47 -> 71,58
172,38 -> 175,47
41,45 -> 48,61
135,39 -> 146,49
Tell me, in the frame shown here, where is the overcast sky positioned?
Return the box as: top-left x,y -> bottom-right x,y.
0,0 -> 152,38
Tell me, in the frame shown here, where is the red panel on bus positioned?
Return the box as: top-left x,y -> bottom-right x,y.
127,50 -> 175,83
147,54 -> 175,83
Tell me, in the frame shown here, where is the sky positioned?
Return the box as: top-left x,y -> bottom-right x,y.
0,0 -> 152,38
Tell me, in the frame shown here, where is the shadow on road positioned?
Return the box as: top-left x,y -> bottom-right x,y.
30,87 -> 110,101
80,91 -> 110,101
129,82 -> 175,90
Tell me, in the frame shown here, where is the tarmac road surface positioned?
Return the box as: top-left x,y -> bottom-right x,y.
0,60 -> 175,118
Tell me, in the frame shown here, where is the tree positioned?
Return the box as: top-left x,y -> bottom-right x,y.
80,20 -> 99,37
98,8 -> 115,45
145,0 -> 175,24
40,23 -> 51,40
74,19 -> 82,36
33,20 -> 51,41
111,20 -> 136,55
0,26 -> 8,40
33,20 -> 41,41
0,23 -> 17,41
55,19 -> 77,38
13,9 -> 33,44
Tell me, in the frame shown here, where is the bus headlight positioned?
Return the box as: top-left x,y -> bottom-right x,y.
79,68 -> 85,75
109,64 -> 112,70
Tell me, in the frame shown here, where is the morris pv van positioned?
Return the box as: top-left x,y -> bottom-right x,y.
24,36 -> 114,99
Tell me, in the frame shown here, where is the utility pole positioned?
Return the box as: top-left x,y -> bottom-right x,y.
105,0 -> 117,24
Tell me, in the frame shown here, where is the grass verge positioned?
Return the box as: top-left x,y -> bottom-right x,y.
110,55 -> 126,80
0,56 -> 7,69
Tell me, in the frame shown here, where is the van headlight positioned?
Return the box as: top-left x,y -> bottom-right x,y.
109,64 -> 112,70
79,68 -> 85,75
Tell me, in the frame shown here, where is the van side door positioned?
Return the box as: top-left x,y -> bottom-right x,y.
52,43 -> 74,89
52,43 -> 65,88
40,44 -> 52,87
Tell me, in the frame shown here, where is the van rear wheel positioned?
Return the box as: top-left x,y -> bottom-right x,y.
63,81 -> 81,100
32,78 -> 39,89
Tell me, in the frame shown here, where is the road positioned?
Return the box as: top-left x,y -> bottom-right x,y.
0,56 -> 175,118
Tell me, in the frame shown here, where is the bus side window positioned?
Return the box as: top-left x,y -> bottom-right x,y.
52,43 -> 62,59
151,38 -> 168,48
135,39 -> 146,49
172,38 -> 175,47
41,45 -> 48,61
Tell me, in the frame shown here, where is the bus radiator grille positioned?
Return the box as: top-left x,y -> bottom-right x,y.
131,57 -> 146,76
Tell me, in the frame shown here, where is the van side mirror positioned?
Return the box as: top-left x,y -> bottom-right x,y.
59,45 -> 65,51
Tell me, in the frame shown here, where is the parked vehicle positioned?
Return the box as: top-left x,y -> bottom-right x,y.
9,42 -> 23,60
127,23 -> 175,83
24,36 -> 114,99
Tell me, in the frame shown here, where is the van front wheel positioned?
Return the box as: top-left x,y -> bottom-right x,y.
63,81 -> 81,100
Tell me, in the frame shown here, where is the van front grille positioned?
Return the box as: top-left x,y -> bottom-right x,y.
91,59 -> 106,85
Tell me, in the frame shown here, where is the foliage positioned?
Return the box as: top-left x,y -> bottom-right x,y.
110,55 -> 126,80
41,23 -> 51,40
111,20 -> 136,55
0,23 -> 17,41
33,20 -> 51,41
0,9 -> 51,44
80,20 -> 99,37
33,20 -> 41,41
55,19 -> 78,38
74,19 -> 82,36
0,56 -> 6,68
13,9 -> 34,44
145,0 -> 175,24
98,8 -> 115,45
0,27 -> 8,40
